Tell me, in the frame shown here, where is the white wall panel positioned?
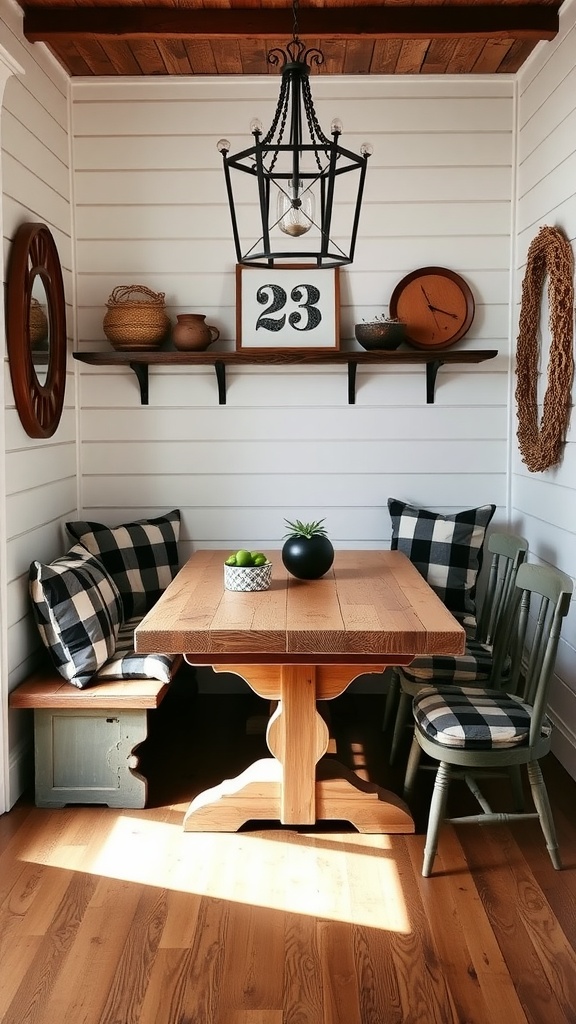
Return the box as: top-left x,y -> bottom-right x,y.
513,0 -> 576,780
6,577 -> 30,631
75,200 -> 512,242
518,23 -> 576,134
74,130 -> 512,172
80,437 -> 504,477
6,478 -> 77,538
76,233 -> 512,277
72,87 -> 513,136
74,266 -> 513,312
73,76 -> 512,103
4,403 -> 76,450
1,0 -> 77,813
79,404 -> 508,442
81,472 -> 506,514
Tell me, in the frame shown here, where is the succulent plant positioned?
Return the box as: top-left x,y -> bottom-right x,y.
360,314 -> 403,325
283,518 -> 329,540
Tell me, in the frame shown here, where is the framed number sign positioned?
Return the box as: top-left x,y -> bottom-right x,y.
236,264 -> 340,351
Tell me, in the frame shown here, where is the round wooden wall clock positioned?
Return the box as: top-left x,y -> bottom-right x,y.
389,266 -> 475,351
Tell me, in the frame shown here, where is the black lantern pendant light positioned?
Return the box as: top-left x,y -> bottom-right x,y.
217,0 -> 372,268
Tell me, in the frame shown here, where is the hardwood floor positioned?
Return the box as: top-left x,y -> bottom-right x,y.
1,677 -> 576,1024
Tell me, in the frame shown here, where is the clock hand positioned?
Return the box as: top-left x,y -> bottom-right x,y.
428,304 -> 460,320
420,285 -> 441,330
420,285 -> 459,321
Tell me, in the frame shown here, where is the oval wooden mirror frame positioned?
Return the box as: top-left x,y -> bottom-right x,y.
6,222 -> 67,438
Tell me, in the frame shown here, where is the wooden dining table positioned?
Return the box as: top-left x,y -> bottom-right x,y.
135,548 -> 465,834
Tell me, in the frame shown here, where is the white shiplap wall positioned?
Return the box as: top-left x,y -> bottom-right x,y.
72,76 -> 513,564
1,0 -> 75,806
514,0 -> 576,777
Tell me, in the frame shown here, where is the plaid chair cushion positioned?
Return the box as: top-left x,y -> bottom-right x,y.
94,617 -> 176,684
388,498 -> 495,617
413,685 -> 552,750
401,638 -> 494,684
29,544 -> 123,688
66,509 -> 181,620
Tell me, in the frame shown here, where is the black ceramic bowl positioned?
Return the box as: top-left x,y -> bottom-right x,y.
354,321 -> 406,350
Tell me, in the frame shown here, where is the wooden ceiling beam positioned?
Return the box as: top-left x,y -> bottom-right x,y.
23,6 -> 559,44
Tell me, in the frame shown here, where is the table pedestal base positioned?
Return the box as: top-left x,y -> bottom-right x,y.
182,662 -> 415,834
183,757 -> 414,834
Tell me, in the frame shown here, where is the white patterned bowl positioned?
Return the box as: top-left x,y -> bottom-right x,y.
224,562 -> 272,592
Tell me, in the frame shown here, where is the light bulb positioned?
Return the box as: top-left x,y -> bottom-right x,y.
217,139 -> 230,154
331,118 -> 343,136
250,118 -> 263,136
277,180 -> 315,237
361,142 -> 373,157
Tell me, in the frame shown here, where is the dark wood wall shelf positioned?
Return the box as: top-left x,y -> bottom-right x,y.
73,348 -> 498,406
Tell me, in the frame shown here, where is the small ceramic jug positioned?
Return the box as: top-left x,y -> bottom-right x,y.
173,313 -> 220,351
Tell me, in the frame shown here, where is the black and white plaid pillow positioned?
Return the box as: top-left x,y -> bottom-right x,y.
388,498 -> 495,618
413,685 -> 551,750
29,544 -> 123,688
95,617 -> 175,684
66,510 -> 181,620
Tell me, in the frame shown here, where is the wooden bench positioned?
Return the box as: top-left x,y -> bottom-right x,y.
9,663 -> 181,809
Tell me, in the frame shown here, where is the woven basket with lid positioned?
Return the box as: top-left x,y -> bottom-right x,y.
103,285 -> 170,350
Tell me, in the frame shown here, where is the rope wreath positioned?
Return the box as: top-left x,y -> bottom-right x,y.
515,225 -> 574,473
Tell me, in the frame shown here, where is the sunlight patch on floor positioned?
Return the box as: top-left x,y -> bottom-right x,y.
20,814 -> 411,932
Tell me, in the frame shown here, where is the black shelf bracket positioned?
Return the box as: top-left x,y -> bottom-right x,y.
214,360 -> 226,404
426,360 -> 443,404
130,362 -> 149,405
350,357 -> 443,405
347,361 -> 358,404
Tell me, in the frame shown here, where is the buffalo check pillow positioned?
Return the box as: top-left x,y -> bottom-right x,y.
387,498 -> 495,620
66,509 -> 181,620
29,544 -> 123,688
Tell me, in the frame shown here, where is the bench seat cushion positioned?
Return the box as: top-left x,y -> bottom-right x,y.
94,617 -> 175,684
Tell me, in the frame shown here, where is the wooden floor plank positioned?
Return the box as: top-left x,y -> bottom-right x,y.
284,912 -> 325,1022
0,691 -> 575,1024
384,838 -> 461,1024
458,824 -> 576,1024
413,826 -> 531,1024
0,871 -> 99,1024
318,921 -> 362,1024
97,885 -> 169,1024
217,902 -> 285,1016
0,934 -> 42,1019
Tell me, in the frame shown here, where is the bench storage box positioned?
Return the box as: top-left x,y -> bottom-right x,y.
9,668 -> 180,808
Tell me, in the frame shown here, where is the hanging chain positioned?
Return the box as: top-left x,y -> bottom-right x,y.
292,0 -> 300,41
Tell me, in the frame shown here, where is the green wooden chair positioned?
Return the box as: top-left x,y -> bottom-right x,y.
386,532 -> 529,764
403,561 -> 573,877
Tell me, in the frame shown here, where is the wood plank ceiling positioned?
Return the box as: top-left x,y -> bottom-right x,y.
19,1 -> 561,77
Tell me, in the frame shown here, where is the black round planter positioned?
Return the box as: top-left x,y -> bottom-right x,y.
281,535 -> 335,580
